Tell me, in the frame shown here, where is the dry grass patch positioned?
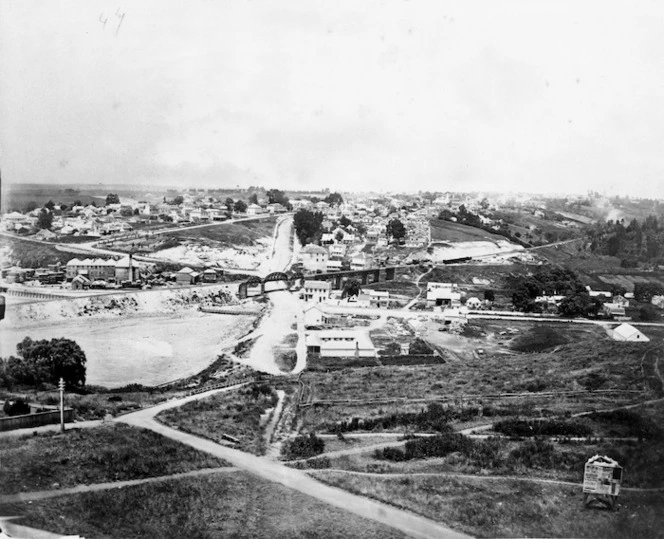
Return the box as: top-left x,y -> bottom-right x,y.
158,384 -> 278,455
315,472 -> 664,538
0,472 -> 407,539
0,424 -> 226,495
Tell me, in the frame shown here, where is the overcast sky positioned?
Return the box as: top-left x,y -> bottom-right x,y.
2,1 -> 664,197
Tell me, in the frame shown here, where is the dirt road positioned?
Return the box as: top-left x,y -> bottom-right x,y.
117,387 -> 471,539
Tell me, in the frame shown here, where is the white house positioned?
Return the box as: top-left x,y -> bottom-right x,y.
603,302 -> 626,317
326,259 -> 343,272
303,304 -> 328,327
426,282 -> 461,307
246,203 -> 263,216
328,243 -> 346,258
611,323 -> 649,342
350,252 -> 373,271
369,289 -> 390,308
299,245 -> 329,273
306,330 -> 376,358
466,297 -> 483,310
302,280 -> 332,303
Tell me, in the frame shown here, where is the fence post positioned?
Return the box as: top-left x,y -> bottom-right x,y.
59,378 -> 65,433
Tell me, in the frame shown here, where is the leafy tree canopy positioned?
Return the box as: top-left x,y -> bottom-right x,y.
105,193 -> 120,205
386,218 -> 407,242
1,337 -> 87,389
293,209 -> 324,245
37,209 -> 53,230
324,192 -> 343,206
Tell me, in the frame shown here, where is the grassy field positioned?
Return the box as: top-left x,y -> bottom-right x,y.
0,472 -> 406,539
0,234 -> 83,267
299,330 -> 654,432
161,216 -> 278,247
0,424 -> 226,495
3,185 -> 104,213
158,384 -> 278,454
21,388 -> 182,420
314,472 -> 663,538
430,219 -> 510,243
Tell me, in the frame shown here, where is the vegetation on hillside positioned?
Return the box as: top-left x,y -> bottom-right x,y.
1,337 -> 87,390
589,215 -> 664,266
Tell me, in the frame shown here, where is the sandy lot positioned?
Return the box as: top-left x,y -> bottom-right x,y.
1,311 -> 255,388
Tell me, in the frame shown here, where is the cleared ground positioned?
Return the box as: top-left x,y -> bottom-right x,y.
430,219 -> 510,243
160,216 -> 278,247
1,311 -> 256,387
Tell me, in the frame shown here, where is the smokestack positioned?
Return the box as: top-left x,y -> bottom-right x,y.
128,253 -> 133,282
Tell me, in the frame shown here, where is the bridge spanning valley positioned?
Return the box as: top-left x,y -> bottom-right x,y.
238,266 -> 399,299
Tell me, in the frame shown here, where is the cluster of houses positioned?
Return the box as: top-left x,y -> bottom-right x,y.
534,286 -> 633,318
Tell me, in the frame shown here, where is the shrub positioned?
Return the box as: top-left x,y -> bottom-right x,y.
493,418 -> 593,438
3,398 -> 30,416
281,433 -> 325,460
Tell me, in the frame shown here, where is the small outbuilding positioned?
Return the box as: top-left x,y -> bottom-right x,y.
610,323 -> 649,342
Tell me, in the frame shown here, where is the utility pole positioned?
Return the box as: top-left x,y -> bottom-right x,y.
59,378 -> 65,433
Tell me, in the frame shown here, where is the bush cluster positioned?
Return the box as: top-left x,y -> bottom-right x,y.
588,409 -> 662,440
281,433 -> 325,460
329,403 -> 455,434
493,418 -> 593,437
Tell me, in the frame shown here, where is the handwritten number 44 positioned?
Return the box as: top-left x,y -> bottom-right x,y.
99,8 -> 125,35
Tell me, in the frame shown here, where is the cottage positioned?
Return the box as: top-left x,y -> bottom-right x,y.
465,297 -> 483,310
350,252 -> 373,271
176,267 -> 197,285
603,302 -> 626,317
201,268 -> 219,283
71,274 -> 91,290
611,323 -> 649,342
303,304 -> 328,327
306,330 -> 376,358
328,243 -> 346,258
326,259 -> 343,272
302,280 -> 332,303
368,290 -> 390,308
299,245 -> 329,273
246,203 -> 263,216
426,282 -> 461,307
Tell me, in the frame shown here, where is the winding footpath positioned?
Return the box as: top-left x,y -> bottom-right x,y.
116,386 -> 471,539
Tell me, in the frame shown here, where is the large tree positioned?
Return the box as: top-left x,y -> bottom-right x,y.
342,279 -> 361,299
233,200 -> 248,213
36,209 -> 53,230
266,189 -> 291,209
293,209 -> 324,245
324,192 -> 344,206
105,193 -> 120,205
386,218 -> 407,243
2,337 -> 87,389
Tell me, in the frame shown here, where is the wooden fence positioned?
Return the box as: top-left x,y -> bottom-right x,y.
0,409 -> 74,432
307,388 -> 643,408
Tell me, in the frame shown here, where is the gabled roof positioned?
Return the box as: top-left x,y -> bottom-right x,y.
304,280 -> 331,290
612,323 -> 649,342
302,244 -> 328,254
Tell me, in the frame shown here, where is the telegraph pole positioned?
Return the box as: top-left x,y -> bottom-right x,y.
59,378 -> 65,433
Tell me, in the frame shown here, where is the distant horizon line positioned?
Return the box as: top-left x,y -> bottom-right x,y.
1,181 -> 644,200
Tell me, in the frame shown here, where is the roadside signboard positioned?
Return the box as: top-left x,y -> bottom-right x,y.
583,455 -> 622,509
